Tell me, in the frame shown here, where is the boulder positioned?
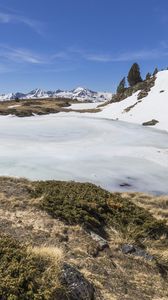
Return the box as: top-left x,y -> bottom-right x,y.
87,231 -> 109,257
61,263 -> 95,300
90,231 -> 109,251
142,119 -> 159,126
121,244 -> 153,261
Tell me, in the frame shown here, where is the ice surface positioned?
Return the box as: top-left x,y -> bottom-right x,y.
0,114 -> 168,194
70,102 -> 103,110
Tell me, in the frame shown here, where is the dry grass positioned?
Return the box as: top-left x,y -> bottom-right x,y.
64,107 -> 101,113
0,235 -> 66,299
121,192 -> 168,225
120,192 -> 168,279
97,100 -> 111,108
0,98 -> 101,116
0,177 -> 168,299
28,245 -> 63,265
27,245 -> 64,293
101,293 -> 117,300
0,98 -> 70,117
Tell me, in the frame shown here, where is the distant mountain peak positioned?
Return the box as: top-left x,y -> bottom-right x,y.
0,87 -> 112,102
72,87 -> 91,92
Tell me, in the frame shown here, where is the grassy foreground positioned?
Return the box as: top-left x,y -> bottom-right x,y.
0,177 -> 168,299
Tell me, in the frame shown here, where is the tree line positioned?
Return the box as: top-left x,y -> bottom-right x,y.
117,63 -> 158,94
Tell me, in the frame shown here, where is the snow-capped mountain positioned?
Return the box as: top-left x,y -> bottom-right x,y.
97,70 -> 168,131
0,87 -> 112,102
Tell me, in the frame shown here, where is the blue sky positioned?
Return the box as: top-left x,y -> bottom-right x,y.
0,0 -> 168,93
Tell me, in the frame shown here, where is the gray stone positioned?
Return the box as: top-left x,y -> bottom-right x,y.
121,244 -> 135,254
121,244 -> 154,261
90,231 -> 109,251
61,263 -> 95,300
142,119 -> 159,126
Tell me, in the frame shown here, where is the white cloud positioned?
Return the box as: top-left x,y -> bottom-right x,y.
84,49 -> 168,62
51,51 -> 70,60
0,45 -> 43,64
85,54 -> 113,62
0,12 -> 44,35
65,46 -> 166,63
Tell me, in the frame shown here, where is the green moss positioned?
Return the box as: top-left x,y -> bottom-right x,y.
32,181 -> 168,241
0,234 -> 66,300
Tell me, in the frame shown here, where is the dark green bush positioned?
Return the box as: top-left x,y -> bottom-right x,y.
32,181 -> 168,241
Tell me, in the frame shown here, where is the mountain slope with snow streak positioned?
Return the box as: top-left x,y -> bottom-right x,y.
97,71 -> 168,131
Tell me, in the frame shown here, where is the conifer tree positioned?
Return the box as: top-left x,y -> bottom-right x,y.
116,77 -> 126,94
145,72 -> 151,80
127,63 -> 142,87
153,67 -> 158,76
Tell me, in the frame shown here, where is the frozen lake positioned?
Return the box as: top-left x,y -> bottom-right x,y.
0,113 -> 168,194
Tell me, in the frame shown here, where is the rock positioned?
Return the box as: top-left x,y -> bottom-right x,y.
58,233 -> 69,242
61,263 -> 95,300
137,91 -> 148,100
88,231 -> 109,257
121,244 -> 135,254
121,244 -> 154,261
90,231 -> 109,251
142,119 -> 159,126
119,183 -> 132,187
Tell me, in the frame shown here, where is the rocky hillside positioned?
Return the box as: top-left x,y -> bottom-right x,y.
0,177 -> 168,300
98,71 -> 168,131
0,87 -> 112,103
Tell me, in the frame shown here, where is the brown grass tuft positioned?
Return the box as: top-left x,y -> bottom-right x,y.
28,245 -> 63,265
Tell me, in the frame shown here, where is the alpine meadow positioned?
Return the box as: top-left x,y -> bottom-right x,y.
0,1 -> 168,299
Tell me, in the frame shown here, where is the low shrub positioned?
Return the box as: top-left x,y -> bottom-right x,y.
0,234 -> 66,300
32,181 -> 168,241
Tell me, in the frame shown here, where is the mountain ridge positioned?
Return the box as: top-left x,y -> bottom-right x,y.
0,87 -> 112,102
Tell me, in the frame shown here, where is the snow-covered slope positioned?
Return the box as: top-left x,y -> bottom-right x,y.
98,71 -> 168,131
0,87 -> 112,102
